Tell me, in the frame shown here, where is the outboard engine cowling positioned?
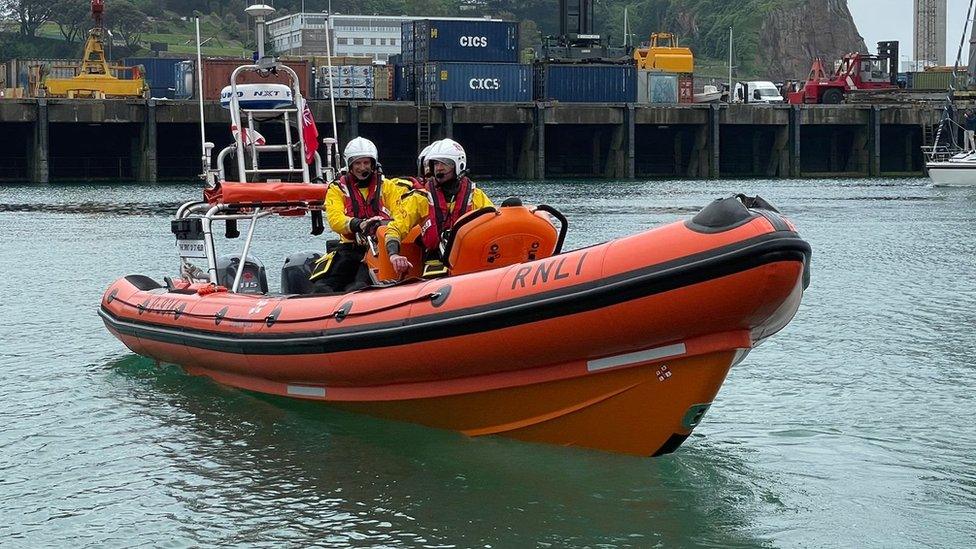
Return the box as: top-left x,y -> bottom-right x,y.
281,251 -> 322,294
216,254 -> 268,294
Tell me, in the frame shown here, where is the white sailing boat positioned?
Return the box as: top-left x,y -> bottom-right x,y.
924,0 -> 976,186
926,150 -> 976,186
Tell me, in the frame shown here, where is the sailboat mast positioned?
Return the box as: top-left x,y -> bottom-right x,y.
728,27 -> 733,97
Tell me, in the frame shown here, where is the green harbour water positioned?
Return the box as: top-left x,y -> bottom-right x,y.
1,178 -> 975,547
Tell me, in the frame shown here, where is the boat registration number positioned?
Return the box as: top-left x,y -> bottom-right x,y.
177,238 -> 208,260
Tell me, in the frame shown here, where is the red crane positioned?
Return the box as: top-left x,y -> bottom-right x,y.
788,41 -> 899,104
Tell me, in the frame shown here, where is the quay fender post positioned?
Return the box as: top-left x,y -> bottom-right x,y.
709,103 -> 720,179
32,98 -> 49,184
535,103 -> 545,180
789,105 -> 801,178
769,122 -> 789,177
870,105 -> 881,177
688,117 -> 708,178
847,108 -> 870,175
626,103 -> 635,179
517,111 -> 535,179
139,99 -> 158,183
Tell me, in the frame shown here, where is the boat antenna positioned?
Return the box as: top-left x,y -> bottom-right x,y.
323,11 -> 340,167
195,17 -> 214,187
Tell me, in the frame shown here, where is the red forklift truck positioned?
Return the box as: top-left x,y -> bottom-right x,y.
788,41 -> 899,104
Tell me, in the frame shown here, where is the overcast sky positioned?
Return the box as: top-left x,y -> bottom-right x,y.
849,0 -> 971,63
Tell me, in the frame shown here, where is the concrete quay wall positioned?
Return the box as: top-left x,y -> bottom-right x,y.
0,99 -> 942,182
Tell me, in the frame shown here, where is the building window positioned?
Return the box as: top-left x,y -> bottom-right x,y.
353,38 -> 363,45
337,37 -> 348,45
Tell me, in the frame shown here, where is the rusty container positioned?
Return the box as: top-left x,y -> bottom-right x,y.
195,58 -> 312,100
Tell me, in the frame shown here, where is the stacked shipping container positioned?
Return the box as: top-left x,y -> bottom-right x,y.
398,19 -> 527,103
316,63 -> 393,100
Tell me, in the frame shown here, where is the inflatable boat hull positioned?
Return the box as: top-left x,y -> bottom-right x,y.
100,209 -> 810,456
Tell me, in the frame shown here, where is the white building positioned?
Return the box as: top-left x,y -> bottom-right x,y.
268,13 -> 495,61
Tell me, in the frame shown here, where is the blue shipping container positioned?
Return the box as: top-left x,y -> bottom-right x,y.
534,64 -> 636,103
419,62 -> 531,103
414,20 -> 519,63
401,22 -> 415,63
394,63 -> 415,101
123,57 -> 188,99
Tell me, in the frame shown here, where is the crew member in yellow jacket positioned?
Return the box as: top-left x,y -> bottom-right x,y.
311,136 -> 413,292
385,138 -> 493,277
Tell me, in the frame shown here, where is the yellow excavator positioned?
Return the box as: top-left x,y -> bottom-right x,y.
44,0 -> 147,98
633,32 -> 694,73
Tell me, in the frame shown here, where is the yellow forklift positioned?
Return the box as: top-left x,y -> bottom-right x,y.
632,32 -> 694,73
44,0 -> 147,98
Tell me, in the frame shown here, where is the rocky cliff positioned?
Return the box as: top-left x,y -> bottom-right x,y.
662,0 -> 866,80
758,0 -> 867,80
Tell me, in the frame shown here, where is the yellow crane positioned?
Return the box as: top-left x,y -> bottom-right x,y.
633,32 -> 694,73
44,0 -> 147,98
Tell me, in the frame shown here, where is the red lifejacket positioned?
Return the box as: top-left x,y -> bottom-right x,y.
420,177 -> 475,251
338,172 -> 390,221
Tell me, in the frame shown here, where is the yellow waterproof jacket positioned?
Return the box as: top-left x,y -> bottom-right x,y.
325,177 -> 414,243
385,185 -> 494,245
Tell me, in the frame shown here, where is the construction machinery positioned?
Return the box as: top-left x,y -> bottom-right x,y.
43,0 -> 147,98
633,33 -> 694,73
540,0 -> 630,62
788,41 -> 899,104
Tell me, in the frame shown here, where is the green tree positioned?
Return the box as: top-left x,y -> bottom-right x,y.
51,0 -> 91,43
108,0 -> 149,49
1,0 -> 57,37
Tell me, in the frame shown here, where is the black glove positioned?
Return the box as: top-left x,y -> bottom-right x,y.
349,217 -> 363,234
360,216 -> 383,237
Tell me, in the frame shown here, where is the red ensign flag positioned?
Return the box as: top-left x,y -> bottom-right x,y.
301,102 -> 318,164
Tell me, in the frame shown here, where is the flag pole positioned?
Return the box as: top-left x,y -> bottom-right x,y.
195,18 -> 213,187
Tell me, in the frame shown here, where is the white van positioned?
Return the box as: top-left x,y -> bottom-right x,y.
733,81 -> 784,103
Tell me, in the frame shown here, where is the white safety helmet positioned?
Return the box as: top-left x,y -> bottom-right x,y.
425,138 -> 467,174
344,137 -> 378,169
417,143 -> 434,175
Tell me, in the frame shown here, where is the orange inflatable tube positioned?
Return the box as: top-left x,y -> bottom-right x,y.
100,196 -> 810,456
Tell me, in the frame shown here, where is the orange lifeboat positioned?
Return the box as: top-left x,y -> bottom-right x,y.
99,187 -> 810,457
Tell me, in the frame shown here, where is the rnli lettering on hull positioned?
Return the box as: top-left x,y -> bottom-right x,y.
511,253 -> 588,289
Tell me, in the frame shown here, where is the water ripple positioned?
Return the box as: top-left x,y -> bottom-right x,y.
1,179 -> 975,547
